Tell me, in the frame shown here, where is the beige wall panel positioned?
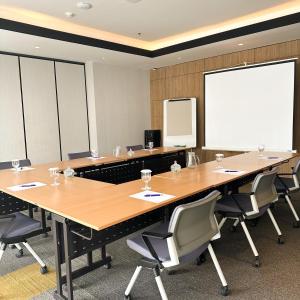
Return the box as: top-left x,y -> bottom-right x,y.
55,62 -> 89,160
0,54 -> 26,161
20,57 -> 60,164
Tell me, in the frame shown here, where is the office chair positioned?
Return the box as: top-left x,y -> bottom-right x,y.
0,159 -> 31,170
0,213 -> 47,274
124,190 -> 229,299
275,159 -> 300,228
126,145 -> 143,151
68,151 -> 91,160
216,168 -> 283,267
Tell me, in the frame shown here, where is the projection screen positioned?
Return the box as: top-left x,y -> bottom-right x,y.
204,59 -> 296,152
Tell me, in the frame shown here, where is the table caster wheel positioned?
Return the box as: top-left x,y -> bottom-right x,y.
220,285 -> 229,296
124,294 -> 132,300
40,266 -> 48,274
16,249 -> 24,258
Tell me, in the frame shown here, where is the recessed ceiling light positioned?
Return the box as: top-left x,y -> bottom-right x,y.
76,2 -> 92,9
127,0 -> 143,3
65,11 -> 75,18
238,43 -> 244,46
34,46 -> 40,49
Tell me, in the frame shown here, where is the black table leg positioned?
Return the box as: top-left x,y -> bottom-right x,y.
53,219 -> 67,300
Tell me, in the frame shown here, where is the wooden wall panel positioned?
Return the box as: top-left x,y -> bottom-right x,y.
150,39 -> 300,164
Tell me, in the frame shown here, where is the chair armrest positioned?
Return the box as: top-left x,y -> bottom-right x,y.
276,175 -> 290,192
142,231 -> 173,240
141,231 -> 173,268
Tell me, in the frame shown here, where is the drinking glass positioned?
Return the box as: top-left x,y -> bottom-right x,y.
258,144 -> 265,157
215,153 -> 224,169
148,142 -> 154,151
12,159 -> 20,172
49,167 -> 60,186
91,149 -> 98,158
141,169 -> 152,190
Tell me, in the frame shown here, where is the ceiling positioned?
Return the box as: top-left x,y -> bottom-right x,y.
0,0 -> 300,69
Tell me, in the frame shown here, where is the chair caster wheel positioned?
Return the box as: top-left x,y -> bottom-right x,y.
40,266 -> 48,274
253,257 -> 261,268
293,221 -> 300,228
220,285 -> 229,296
104,262 -> 112,269
124,294 -> 132,299
196,254 -> 206,265
16,249 -> 24,258
278,237 -> 284,244
229,226 -> 237,232
47,214 -> 52,221
9,244 -> 16,249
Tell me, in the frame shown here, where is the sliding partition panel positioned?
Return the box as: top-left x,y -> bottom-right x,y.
0,54 -> 26,161
55,62 -> 89,160
20,57 -> 61,164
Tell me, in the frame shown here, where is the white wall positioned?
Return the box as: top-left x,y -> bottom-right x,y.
87,62 -> 150,155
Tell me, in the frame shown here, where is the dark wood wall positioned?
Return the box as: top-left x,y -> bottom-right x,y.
150,39 -> 300,168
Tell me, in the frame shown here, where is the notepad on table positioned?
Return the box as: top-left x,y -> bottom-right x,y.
7,182 -> 47,192
213,169 -> 245,175
87,156 -> 105,160
130,191 -> 175,203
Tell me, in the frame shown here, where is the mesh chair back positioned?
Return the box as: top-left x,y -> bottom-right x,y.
68,151 -> 91,160
293,159 -> 300,187
168,190 -> 220,258
251,168 -> 278,208
0,159 -> 31,170
126,145 -> 143,151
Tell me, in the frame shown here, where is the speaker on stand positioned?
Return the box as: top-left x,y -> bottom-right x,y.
144,130 -> 161,148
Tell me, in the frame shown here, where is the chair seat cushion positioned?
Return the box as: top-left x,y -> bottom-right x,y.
216,195 -> 269,218
0,212 -> 41,240
127,222 -> 208,263
275,177 -> 296,193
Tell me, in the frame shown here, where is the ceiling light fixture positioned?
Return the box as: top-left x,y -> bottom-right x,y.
34,46 -> 40,49
65,11 -> 75,18
126,0 -> 143,3
238,43 -> 244,46
76,2 -> 93,9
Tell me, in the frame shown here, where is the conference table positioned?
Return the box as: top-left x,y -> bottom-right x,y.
0,148 -> 297,299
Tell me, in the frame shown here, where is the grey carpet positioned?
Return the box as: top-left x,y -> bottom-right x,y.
1,195 -> 300,299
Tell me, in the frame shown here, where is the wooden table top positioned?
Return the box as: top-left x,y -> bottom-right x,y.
0,151 -> 297,231
40,147 -> 188,171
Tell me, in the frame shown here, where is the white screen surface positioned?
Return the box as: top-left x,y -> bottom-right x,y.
204,60 -> 295,151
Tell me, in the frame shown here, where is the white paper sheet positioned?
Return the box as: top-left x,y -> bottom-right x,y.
213,169 -> 246,175
130,191 -> 175,203
259,156 -> 281,160
87,156 -> 105,160
7,181 -> 47,192
10,167 -> 35,172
